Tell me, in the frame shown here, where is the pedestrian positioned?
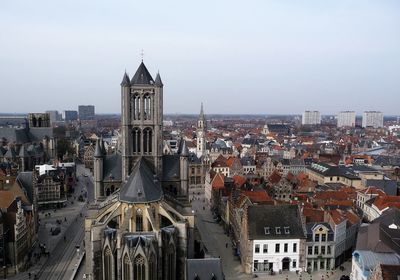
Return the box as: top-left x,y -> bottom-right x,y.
225,242 -> 228,248
28,272 -> 31,278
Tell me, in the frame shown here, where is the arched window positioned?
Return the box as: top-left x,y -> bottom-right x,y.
132,93 -> 140,120
132,128 -> 141,154
134,254 -> 146,280
143,128 -> 153,154
136,208 -> 143,232
144,94 -> 152,120
104,246 -> 113,280
38,118 -> 42,127
123,254 -> 131,280
32,117 -> 37,127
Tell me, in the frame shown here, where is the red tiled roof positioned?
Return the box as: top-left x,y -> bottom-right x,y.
0,190 -> 15,208
212,173 -> 225,190
233,175 -> 246,187
374,195 -> 400,210
241,190 -> 273,204
268,171 -> 282,184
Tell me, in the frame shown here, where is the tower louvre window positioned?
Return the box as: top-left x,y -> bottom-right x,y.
132,128 -> 141,154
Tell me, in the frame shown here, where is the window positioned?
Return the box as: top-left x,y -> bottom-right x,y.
321,233 -> 326,242
134,254 -> 145,280
263,244 -> 268,253
284,243 -> 288,253
254,260 -> 258,272
104,247 -> 113,280
293,243 -> 297,253
314,234 -> 320,242
275,227 -> 281,234
132,128 -> 141,153
321,246 -> 326,255
293,260 -> 297,268
308,246 -> 313,255
136,208 -> 143,232
314,246 -> 319,255
327,246 -> 331,255
284,226 -> 290,234
264,227 -> 270,235
123,254 -> 131,280
320,260 -> 325,269
143,128 -> 153,154
275,244 -> 280,253
255,244 -> 260,253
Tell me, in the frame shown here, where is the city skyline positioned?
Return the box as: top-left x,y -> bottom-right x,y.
1,0 -> 399,115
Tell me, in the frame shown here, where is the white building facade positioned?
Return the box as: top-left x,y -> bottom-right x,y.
362,111 -> 383,128
302,111 -> 321,125
252,238 -> 302,273
337,111 -> 356,127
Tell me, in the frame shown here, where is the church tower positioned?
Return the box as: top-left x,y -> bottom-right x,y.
196,103 -> 206,158
121,62 -> 163,180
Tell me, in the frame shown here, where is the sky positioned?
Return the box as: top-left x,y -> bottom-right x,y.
0,0 -> 399,115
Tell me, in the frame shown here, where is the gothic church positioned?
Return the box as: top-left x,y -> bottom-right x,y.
85,61 -> 194,280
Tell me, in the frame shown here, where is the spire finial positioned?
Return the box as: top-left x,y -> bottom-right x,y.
140,49 -> 144,62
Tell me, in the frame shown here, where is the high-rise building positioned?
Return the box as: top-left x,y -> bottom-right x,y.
337,111 -> 356,127
62,110 -> 78,122
78,105 -> 95,120
45,110 -> 60,124
302,111 -> 321,125
362,111 -> 383,128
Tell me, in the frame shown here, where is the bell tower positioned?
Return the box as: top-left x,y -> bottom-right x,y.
121,62 -> 163,180
196,103 -> 206,158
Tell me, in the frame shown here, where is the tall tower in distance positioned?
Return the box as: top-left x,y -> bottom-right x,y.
196,103 -> 206,158
120,61 -> 164,180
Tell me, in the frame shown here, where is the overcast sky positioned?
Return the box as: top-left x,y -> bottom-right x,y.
0,0 -> 399,115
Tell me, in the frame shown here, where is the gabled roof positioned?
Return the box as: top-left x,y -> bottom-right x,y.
211,173 -> 225,190
130,62 -> 154,85
119,158 -> 162,204
247,204 -> 305,240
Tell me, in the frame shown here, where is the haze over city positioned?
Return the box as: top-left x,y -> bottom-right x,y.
1,0 -> 399,115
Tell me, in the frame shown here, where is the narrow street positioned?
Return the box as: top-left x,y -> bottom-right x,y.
7,163 -> 93,280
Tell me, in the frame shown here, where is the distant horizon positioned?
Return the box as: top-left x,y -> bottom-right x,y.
1,1 -> 399,115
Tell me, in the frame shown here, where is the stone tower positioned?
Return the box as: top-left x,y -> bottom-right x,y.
93,138 -> 104,201
121,62 -> 164,180
196,103 -> 206,158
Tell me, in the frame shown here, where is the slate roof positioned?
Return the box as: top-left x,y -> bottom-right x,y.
353,250 -> 400,272
130,62 -> 154,85
119,158 -> 163,204
154,72 -> 163,87
162,155 -> 180,181
16,172 -> 34,202
0,127 -> 54,144
247,204 -> 305,240
186,258 -> 225,280
365,179 -> 397,196
94,139 -> 102,157
177,139 -> 189,156
120,72 -> 130,87
103,153 -> 122,181
356,208 -> 400,254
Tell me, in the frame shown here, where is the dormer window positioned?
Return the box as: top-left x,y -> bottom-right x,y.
264,227 -> 270,235
275,227 -> 281,234
284,226 -> 290,234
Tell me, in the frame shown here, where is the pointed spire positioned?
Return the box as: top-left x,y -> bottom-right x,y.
94,139 -> 102,158
178,139 -> 189,157
155,71 -> 163,87
120,71 -> 130,87
100,137 -> 106,155
200,102 -> 204,117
